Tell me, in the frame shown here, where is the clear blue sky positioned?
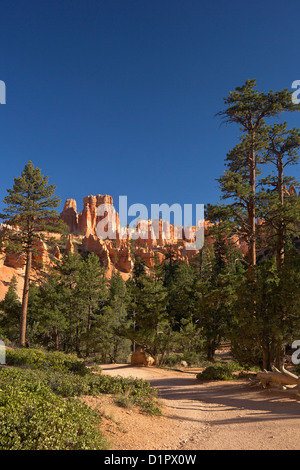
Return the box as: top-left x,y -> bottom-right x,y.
0,0 -> 300,218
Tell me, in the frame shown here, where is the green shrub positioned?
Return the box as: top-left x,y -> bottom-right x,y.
196,362 -> 242,381
138,400 -> 162,416
5,348 -> 89,376
0,345 -> 163,449
90,374 -> 156,399
223,361 -> 243,373
164,353 -> 208,368
0,368 -> 92,398
0,386 -> 107,450
2,348 -> 161,417
0,364 -> 156,401
95,375 -> 160,415
164,354 -> 185,367
47,371 -> 92,397
114,394 -> 135,409
0,364 -> 160,418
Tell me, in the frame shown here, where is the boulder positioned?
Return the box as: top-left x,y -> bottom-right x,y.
131,348 -> 155,367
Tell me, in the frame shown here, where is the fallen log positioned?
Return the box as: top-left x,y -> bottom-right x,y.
256,365 -> 300,398
257,366 -> 300,387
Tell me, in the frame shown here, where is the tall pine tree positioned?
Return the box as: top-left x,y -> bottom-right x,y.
217,79 -> 298,279
0,162 -> 60,346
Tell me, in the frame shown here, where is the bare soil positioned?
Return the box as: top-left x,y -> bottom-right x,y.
89,364 -> 300,450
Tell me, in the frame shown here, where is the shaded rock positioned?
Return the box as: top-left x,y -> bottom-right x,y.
131,348 -> 155,367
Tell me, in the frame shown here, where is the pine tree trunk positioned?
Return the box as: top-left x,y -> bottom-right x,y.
276,230 -> 285,270
262,347 -> 271,371
248,135 -> 256,280
262,341 -> 275,371
75,324 -> 80,356
159,327 -> 172,366
54,327 -> 59,351
276,161 -> 285,270
206,339 -> 215,362
275,340 -> 282,368
19,247 -> 32,347
86,303 -> 91,357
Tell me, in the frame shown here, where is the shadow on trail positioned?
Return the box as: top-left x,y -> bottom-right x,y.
148,376 -> 300,426
101,365 -> 300,427
101,364 -> 134,371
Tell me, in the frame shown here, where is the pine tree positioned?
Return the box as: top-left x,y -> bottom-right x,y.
231,251 -> 300,370
123,261 -> 168,365
30,271 -> 68,350
0,161 -> 61,346
164,261 -> 200,365
135,273 -> 168,364
217,79 -> 298,279
259,123 -> 300,269
97,270 -> 131,363
195,235 -> 243,361
78,253 -> 108,356
0,275 -> 21,342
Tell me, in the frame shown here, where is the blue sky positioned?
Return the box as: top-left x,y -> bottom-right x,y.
0,0 -> 300,219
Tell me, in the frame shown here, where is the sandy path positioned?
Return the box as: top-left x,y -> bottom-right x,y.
100,364 -> 300,450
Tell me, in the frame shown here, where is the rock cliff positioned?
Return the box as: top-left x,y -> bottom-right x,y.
4,185 -> 296,301
61,194 -> 207,273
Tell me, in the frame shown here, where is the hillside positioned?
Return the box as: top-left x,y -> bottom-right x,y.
0,192 -> 246,301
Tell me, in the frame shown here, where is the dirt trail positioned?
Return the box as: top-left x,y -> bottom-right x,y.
99,364 -> 300,450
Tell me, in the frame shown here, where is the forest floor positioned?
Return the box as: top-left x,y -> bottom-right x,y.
84,363 -> 300,450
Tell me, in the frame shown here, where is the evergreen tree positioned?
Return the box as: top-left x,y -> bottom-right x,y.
132,255 -> 147,287
30,252 -> 108,354
195,236 -> 243,361
123,261 -> 168,365
97,270 -> 131,363
165,261 -> 201,365
217,80 -> 298,279
0,275 -> 21,342
77,253 -> 107,356
259,123 -> 300,269
231,251 -> 300,370
0,161 -> 61,346
29,271 -> 68,350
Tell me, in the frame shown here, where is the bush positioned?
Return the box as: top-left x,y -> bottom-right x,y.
0,346 -> 162,449
164,354 -> 185,367
89,374 -> 156,399
138,400 -> 162,416
0,368 -> 93,398
5,348 -> 89,376
0,385 -> 107,450
0,367 -> 156,400
2,348 -> 161,417
95,375 -> 160,415
114,394 -> 134,409
0,361 -> 160,416
196,362 -> 242,381
163,353 -> 207,368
